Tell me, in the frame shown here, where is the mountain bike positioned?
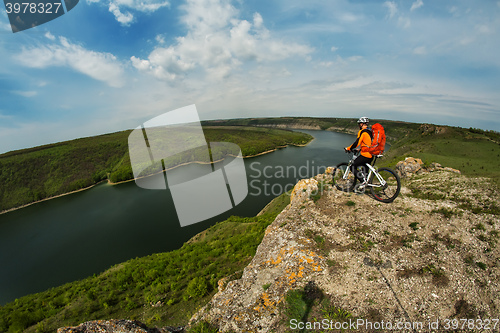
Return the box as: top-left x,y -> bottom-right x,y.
333,151 -> 401,203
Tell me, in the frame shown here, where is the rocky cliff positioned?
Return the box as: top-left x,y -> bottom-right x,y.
188,160 -> 499,331
59,159 -> 499,332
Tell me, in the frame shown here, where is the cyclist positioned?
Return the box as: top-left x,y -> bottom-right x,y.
345,117 -> 373,191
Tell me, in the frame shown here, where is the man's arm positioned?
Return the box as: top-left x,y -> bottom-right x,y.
346,139 -> 359,151
346,135 -> 360,151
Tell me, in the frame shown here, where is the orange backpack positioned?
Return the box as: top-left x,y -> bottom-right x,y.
363,123 -> 386,155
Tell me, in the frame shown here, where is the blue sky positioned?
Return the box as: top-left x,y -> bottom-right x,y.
1,0 -> 499,153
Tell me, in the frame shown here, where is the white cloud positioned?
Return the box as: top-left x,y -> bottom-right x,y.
331,46 -> 338,52
88,0 -> 169,25
410,0 -> 423,12
131,0 -> 313,82
383,1 -> 397,19
17,36 -> 125,87
155,34 -> 166,44
133,0 -> 169,12
45,32 -> 56,40
130,56 -> 151,71
181,0 -> 236,35
253,12 -> 263,28
109,3 -> 134,26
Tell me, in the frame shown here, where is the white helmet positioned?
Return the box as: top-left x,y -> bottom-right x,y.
357,117 -> 369,124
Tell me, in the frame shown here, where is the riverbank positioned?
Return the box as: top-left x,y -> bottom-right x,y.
0,141 -> 312,216
0,181 -> 108,216
107,146 -> 289,186
0,128 -> 313,215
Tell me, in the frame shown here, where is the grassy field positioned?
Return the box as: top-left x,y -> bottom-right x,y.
0,127 -> 312,212
379,124 -> 500,181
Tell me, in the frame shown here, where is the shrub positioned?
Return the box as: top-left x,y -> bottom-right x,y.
186,277 -> 208,299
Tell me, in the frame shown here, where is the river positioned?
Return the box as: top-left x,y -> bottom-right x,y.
0,130 -> 355,305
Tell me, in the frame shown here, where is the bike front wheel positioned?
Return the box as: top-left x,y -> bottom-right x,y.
370,167 -> 401,203
334,162 -> 354,192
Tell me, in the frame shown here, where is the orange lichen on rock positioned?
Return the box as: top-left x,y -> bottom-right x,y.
261,292 -> 275,307
265,247 -> 296,266
264,225 -> 278,236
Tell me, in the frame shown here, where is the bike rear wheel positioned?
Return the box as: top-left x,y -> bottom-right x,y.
334,162 -> 354,192
370,167 -> 401,203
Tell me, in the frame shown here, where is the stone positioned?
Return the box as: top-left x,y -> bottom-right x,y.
395,157 -> 461,178
395,157 -> 424,178
443,167 -> 461,174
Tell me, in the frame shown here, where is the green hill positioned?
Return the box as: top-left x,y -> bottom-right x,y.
206,117 -> 500,180
0,127 -> 312,213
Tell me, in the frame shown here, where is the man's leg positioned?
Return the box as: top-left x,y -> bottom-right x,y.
351,157 -> 363,186
352,156 -> 373,186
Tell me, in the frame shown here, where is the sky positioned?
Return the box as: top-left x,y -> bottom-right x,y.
0,0 -> 499,153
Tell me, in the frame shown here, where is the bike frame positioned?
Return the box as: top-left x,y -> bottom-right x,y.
341,152 -> 386,188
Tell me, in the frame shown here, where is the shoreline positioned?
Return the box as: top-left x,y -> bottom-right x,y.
106,144 -> 298,186
0,141 -> 312,215
0,181 -> 108,216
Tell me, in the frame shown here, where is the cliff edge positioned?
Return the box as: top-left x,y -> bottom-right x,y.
189,160 -> 499,331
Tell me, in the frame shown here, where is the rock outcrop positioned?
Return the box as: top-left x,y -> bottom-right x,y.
396,157 -> 461,178
420,124 -> 448,135
189,177 -> 326,332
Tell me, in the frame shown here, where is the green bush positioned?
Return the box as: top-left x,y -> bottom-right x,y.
10,311 -> 42,332
286,289 -> 308,321
186,277 -> 208,299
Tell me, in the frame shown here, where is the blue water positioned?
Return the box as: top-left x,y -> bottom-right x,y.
0,130 -> 355,304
